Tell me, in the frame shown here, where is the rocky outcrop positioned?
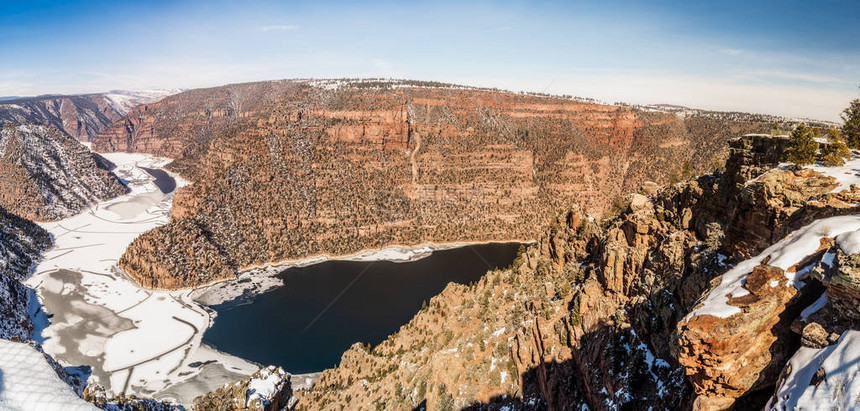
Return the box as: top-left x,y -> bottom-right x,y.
677,264 -> 801,408
83,383 -> 179,411
0,91 -> 176,142
193,366 -> 296,411
0,123 -> 127,221
96,80 -> 775,289
766,243 -> 860,409
0,205 -> 51,340
676,160 -> 860,407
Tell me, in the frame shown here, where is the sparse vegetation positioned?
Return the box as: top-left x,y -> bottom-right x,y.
821,129 -> 851,166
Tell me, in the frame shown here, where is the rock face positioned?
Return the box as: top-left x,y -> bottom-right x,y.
193,366 -> 296,411
291,134 -> 860,410
0,91 -> 176,142
92,80 -> 778,289
0,123 -> 127,221
83,383 -> 178,411
0,205 -> 51,341
678,264 -> 800,408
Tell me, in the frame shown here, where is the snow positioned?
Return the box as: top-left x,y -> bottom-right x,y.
23,152 -> 258,405
0,339 -> 96,410
768,330 -> 860,411
101,89 -> 181,115
835,229 -> 860,255
821,251 -> 836,268
245,366 -> 288,408
343,245 -> 437,262
799,294 -> 828,322
687,215 -> 860,319
808,155 -> 860,193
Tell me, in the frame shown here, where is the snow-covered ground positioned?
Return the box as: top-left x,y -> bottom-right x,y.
0,339 -> 96,410
23,152 -> 258,405
809,155 -> 860,193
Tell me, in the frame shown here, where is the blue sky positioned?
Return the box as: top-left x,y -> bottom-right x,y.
1,0 -> 858,120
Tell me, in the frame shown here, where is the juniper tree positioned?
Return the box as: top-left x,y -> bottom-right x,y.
821,127 -> 851,166
843,98 -> 860,149
784,123 -> 818,167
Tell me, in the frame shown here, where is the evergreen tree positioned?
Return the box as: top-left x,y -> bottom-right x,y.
821,129 -> 851,166
784,123 -> 818,167
843,98 -> 860,148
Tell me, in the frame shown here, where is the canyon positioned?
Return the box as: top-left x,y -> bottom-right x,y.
91,79 -> 789,290
2,79 -> 858,411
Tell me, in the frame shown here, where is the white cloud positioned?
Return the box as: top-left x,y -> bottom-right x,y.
732,70 -> 845,85
720,48 -> 743,56
260,24 -> 298,32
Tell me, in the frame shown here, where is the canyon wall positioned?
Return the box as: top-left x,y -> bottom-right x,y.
0,123 -> 127,221
0,205 -> 51,340
92,81 -> 773,288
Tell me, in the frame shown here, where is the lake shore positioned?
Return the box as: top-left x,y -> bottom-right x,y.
190,239 -> 533,307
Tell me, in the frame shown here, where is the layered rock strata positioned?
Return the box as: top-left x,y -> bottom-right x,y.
92,81 -> 776,288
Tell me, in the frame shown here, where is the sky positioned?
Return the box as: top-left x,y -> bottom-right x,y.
1,0 -> 858,121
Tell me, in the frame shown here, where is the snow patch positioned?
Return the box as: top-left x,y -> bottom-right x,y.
245,366 -> 288,408
768,330 -> 860,410
835,229 -> 860,255
688,215 -> 860,319
799,294 -> 828,322
808,155 -> 860,193
0,339 -> 96,409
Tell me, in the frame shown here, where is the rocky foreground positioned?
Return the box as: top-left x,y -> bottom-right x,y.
90,79 -> 796,289
294,134 -> 860,410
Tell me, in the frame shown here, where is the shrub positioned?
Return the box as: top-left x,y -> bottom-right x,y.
821,134 -> 851,166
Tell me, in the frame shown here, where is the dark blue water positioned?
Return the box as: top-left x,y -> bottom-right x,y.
202,243 -> 521,373
141,167 -> 176,193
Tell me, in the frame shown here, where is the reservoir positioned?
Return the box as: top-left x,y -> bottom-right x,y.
201,242 -> 522,374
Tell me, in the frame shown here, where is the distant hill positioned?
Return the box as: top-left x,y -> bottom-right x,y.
0,90 -> 178,142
